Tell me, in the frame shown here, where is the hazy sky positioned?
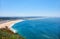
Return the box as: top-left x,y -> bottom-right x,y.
0,0 -> 60,17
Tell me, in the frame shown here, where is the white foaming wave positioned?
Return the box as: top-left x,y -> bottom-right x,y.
9,20 -> 24,33
28,17 -> 49,20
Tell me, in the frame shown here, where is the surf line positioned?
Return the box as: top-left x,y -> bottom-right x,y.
9,20 -> 24,33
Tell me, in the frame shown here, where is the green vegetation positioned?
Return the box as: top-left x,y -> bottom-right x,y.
0,26 -> 25,39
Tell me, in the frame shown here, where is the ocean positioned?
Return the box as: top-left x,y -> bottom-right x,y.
12,17 -> 60,39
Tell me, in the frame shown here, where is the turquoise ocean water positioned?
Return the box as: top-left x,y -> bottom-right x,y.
12,18 -> 60,39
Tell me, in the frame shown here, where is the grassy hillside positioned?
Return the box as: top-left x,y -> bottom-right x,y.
0,26 -> 25,39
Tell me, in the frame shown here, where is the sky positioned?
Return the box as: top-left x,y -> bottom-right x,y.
0,0 -> 60,17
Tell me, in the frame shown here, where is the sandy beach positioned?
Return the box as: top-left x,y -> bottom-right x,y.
0,19 -> 24,29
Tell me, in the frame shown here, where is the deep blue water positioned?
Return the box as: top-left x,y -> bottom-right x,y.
12,18 -> 60,39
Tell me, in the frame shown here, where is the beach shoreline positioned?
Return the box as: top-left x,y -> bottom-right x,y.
0,19 -> 24,33
9,20 -> 24,33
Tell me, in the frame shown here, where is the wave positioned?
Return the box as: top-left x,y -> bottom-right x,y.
9,20 -> 24,33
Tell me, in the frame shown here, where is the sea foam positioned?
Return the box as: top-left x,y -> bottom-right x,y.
9,20 -> 24,33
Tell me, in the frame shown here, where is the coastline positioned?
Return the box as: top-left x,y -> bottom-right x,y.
0,19 -> 24,33
9,20 -> 24,33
